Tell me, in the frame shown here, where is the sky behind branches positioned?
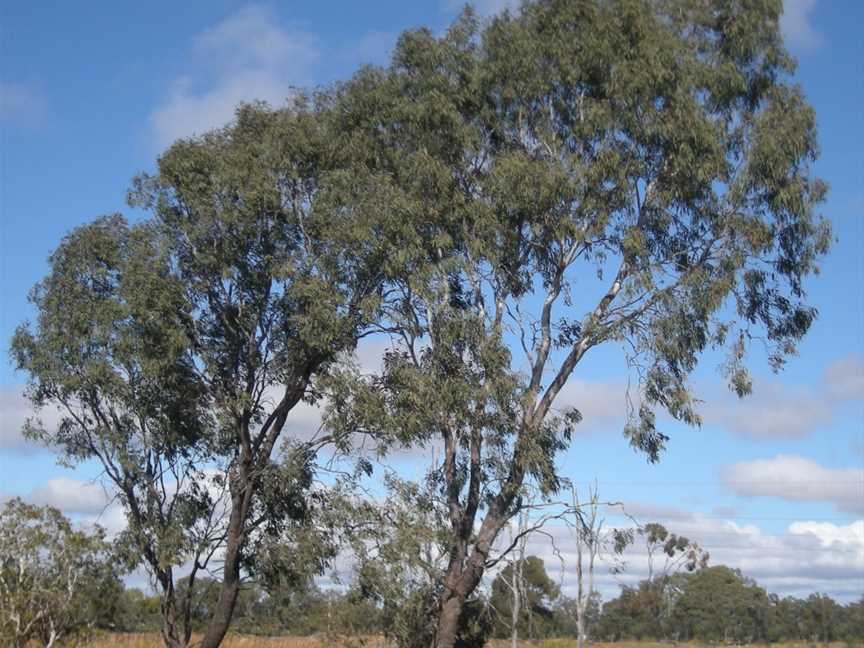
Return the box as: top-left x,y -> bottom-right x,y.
1,0 -> 862,601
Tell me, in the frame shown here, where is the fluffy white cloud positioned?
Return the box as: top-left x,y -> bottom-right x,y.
780,0 -> 822,53
0,81 -> 48,128
149,5 -> 319,150
0,386 -> 58,455
702,382 -> 832,439
722,454 -> 864,514
551,379 -> 630,431
511,503 -> 864,602
28,477 -> 112,515
700,353 -> 863,439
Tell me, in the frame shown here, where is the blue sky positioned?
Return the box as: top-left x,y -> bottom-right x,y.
1,0 -> 862,601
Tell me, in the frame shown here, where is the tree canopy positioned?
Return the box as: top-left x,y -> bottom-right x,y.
10,1 -> 831,646
490,555 -> 560,639
323,1 -> 829,645
12,99 -> 395,648
0,499 -> 121,648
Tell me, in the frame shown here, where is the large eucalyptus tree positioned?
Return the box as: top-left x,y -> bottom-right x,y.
12,99 -> 395,647
324,1 -> 831,646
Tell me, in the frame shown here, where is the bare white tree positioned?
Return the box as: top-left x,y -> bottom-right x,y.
569,482 -> 632,648
508,508 -> 528,648
572,484 -> 601,648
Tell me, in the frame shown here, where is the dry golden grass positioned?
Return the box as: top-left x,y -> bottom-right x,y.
75,636 -> 859,648
504,643 -> 858,648
79,634 -> 387,648
78,635 -> 402,648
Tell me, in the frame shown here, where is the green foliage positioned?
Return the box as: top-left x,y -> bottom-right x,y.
668,566 -> 778,642
489,555 -> 561,638
9,1 -> 832,644
596,566 -> 864,643
108,588 -> 163,632
324,1 -> 830,641
11,96 -> 393,645
0,499 -> 121,648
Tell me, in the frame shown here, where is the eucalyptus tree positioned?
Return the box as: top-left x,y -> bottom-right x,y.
0,499 -> 120,648
489,555 -> 560,641
324,1 -> 831,645
12,99 -> 392,647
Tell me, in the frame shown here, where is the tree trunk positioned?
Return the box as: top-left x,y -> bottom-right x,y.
157,570 -> 186,648
433,426 -> 528,648
435,525 -> 504,647
199,488 -> 247,648
160,603 -> 186,648
198,382 -> 307,647
436,590 -> 467,648
199,578 -> 240,648
510,558 -> 520,648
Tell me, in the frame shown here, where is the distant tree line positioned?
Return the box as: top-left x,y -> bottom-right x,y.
594,566 -> 864,644
3,499 -> 862,647
101,562 -> 864,645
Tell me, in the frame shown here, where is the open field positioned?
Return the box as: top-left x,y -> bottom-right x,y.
76,636 -> 860,648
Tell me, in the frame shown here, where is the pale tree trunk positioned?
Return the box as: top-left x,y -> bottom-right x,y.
510,557 -> 520,648
437,593 -> 467,648
573,484 -> 601,648
576,517 -> 586,648
510,509 -> 528,648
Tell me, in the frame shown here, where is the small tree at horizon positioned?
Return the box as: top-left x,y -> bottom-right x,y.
490,554 -> 560,640
0,498 -> 121,648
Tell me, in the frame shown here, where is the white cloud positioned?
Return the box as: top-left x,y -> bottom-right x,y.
0,81 -> 48,128
702,382 -> 832,439
790,519 -> 864,548
511,504 -> 864,602
149,5 -> 319,150
700,353 -> 863,440
824,353 -> 864,401
722,454 -> 864,514
28,477 -> 112,515
192,5 -> 315,73
780,0 -> 822,53
0,386 -> 58,455
552,379 -> 629,431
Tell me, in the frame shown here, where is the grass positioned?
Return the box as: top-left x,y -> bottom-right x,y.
80,634 -> 385,647
76,635 -> 858,648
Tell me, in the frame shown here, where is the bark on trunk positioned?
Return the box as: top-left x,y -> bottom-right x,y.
199,475 -> 249,648
510,558 -> 520,648
434,529 -> 501,647
199,578 -> 240,648
436,591 -> 467,648
160,599 -> 186,648
156,568 -> 187,648
198,381 -> 310,647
